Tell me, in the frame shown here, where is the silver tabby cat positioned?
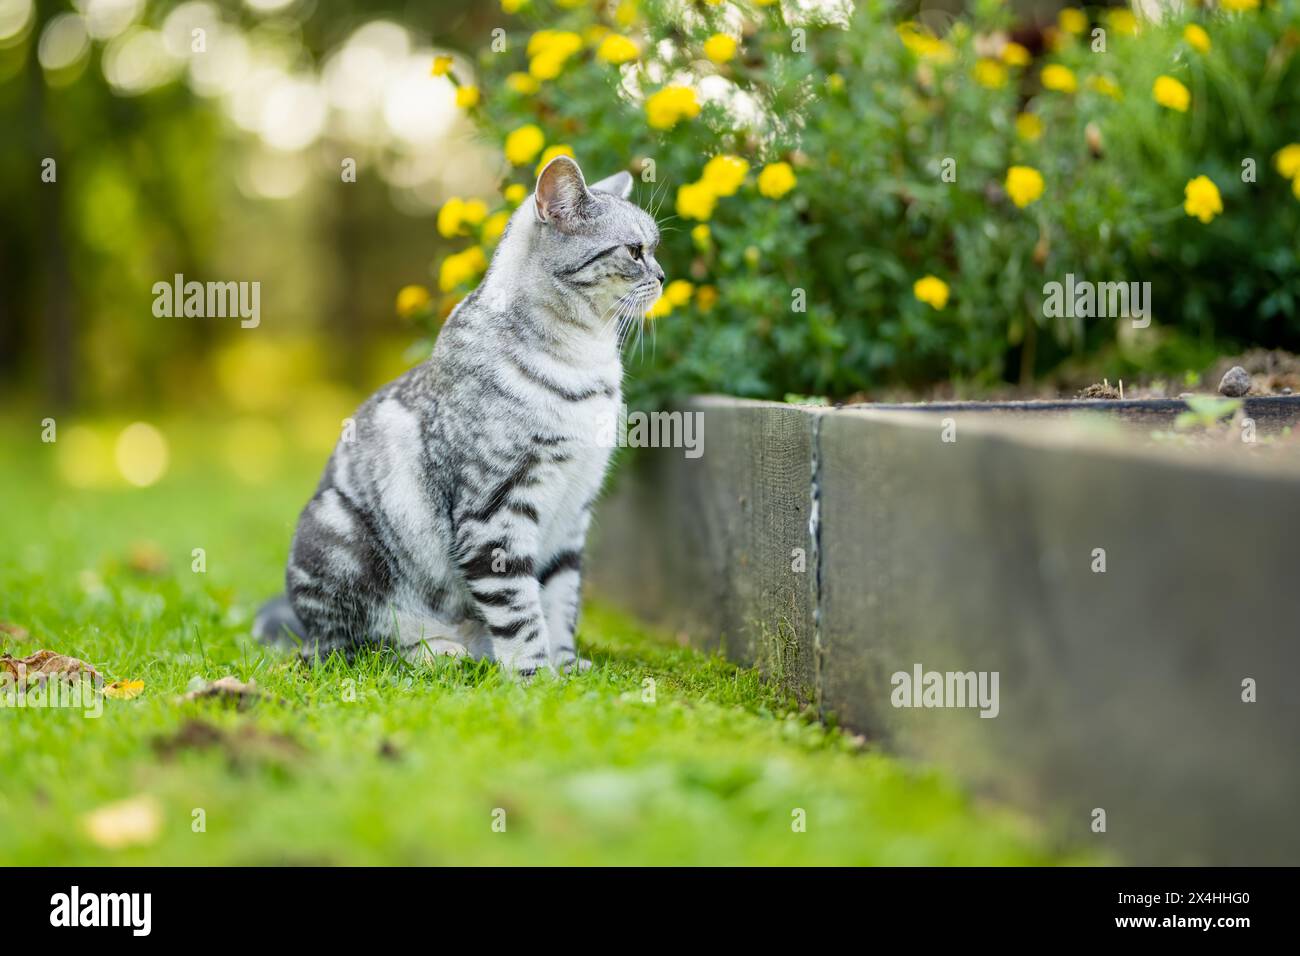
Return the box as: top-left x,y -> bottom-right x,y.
253,157 -> 663,674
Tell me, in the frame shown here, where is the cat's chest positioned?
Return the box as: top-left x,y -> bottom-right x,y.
532,391 -> 619,537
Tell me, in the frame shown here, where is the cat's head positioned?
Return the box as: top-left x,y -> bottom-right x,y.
527,156 -> 664,321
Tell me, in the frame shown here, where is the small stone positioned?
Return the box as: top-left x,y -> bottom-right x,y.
1218,366 -> 1251,397
1283,387 -> 1294,396
1178,392 -> 1194,400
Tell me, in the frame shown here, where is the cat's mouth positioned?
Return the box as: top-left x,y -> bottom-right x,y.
632,278 -> 661,309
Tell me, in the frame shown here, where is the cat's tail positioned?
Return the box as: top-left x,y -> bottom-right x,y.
252,594 -> 305,647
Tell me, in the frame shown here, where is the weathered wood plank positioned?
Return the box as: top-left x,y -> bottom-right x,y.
589,397 -> 1300,864
852,395 -> 1300,432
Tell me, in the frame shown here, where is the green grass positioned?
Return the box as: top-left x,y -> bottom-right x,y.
0,417 -> 1081,865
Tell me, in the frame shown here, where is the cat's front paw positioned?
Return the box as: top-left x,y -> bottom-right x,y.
406,639 -> 470,665
557,656 -> 593,675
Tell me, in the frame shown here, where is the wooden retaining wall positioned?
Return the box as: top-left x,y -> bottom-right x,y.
588,396 -> 1300,865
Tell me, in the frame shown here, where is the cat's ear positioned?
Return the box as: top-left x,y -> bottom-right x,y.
590,170 -> 633,200
534,156 -> 592,226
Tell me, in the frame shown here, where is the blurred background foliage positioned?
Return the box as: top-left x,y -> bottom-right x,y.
3,0 -> 1299,426
1,0 -> 502,415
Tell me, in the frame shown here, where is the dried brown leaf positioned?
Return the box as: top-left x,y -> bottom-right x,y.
1,649 -> 102,688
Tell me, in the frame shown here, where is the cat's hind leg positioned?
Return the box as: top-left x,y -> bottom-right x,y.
252,594 -> 305,647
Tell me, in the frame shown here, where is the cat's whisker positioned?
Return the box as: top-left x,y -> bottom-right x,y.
600,290 -> 638,338
648,177 -> 673,222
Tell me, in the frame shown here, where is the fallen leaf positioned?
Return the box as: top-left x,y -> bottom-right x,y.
179,675 -> 280,708
1,650 -> 102,689
82,795 -> 162,849
104,679 -> 145,700
127,541 -> 169,576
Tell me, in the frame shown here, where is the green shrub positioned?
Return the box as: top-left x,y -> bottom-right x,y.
410,0 -> 1300,405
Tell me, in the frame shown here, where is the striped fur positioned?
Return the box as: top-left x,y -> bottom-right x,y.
254,158 -> 663,674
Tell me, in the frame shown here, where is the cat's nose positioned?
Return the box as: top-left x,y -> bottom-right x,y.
650,260 -> 665,284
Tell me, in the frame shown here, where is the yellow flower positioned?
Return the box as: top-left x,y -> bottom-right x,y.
482,210 -> 511,244
528,30 -> 582,80
1184,24 -> 1211,54
645,86 -> 700,129
702,155 -> 749,196
438,197 -> 466,237
1153,75 -> 1190,113
1219,0 -> 1259,10
461,199 -> 488,226
826,72 -> 845,93
1005,165 -> 1045,208
438,198 -> 488,237
1058,8 -> 1087,35
615,0 -> 638,26
1001,42 -> 1031,67
1183,175 -> 1222,223
897,23 -> 956,64
973,59 -> 1007,89
439,246 -> 488,292
665,280 -> 694,307
645,295 -> 672,319
1272,144 -> 1300,180
504,124 -> 545,165
703,34 -> 737,64
597,34 -> 639,64
1105,9 -> 1138,35
527,29 -> 581,58
505,183 -> 528,205
396,285 -> 432,318
535,144 -> 575,176
506,72 -> 540,95
1087,75 -> 1122,99
1040,64 -> 1078,94
431,55 -> 453,77
1015,113 -> 1043,142
695,285 -> 719,311
913,275 -> 950,311
691,223 -> 711,248
501,0 -> 528,12
757,162 -> 796,199
455,85 -> 480,108
676,181 -> 717,221
584,25 -> 610,47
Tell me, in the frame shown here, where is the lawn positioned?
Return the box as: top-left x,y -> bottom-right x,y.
0,417 -> 1082,865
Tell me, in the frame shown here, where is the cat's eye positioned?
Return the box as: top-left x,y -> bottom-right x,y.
626,244 -> 642,260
